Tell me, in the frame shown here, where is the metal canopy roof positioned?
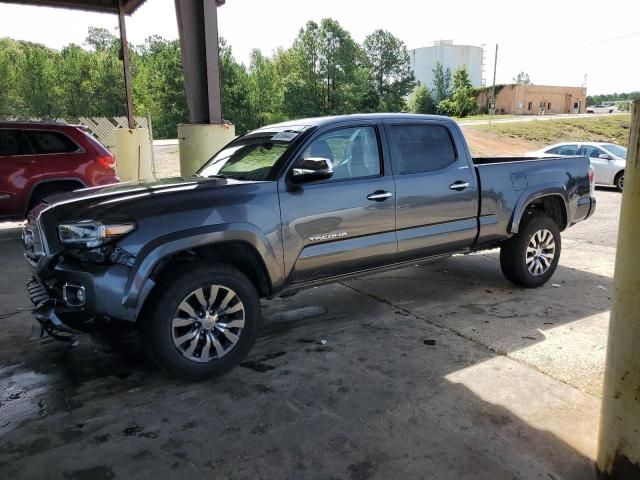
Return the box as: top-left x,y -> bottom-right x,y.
0,0 -> 146,14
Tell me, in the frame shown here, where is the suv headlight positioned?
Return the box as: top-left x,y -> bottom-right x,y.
58,221 -> 135,248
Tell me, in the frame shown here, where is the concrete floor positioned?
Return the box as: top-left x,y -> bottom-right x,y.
0,189 -> 621,479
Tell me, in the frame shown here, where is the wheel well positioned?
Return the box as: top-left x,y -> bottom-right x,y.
149,241 -> 271,298
614,170 -> 624,181
525,195 -> 567,230
27,180 -> 85,211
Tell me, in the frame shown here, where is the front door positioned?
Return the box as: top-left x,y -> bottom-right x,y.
0,129 -> 40,218
573,101 -> 581,114
580,144 -> 612,185
279,124 -> 396,283
385,121 -> 478,262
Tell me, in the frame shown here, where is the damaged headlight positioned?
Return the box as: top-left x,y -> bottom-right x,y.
58,220 -> 135,248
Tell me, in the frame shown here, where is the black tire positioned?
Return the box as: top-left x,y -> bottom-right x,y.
141,262 -> 260,379
614,171 -> 624,192
500,213 -> 561,288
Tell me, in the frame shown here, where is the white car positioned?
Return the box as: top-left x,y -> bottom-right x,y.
586,105 -> 615,113
526,142 -> 626,191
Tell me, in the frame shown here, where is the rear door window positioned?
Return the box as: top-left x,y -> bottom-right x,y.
387,124 -> 457,175
0,129 -> 32,156
25,130 -> 80,154
547,145 -> 577,155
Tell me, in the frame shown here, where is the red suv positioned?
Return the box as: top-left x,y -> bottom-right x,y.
0,122 -> 119,219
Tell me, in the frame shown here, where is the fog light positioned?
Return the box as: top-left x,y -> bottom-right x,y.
63,283 -> 86,308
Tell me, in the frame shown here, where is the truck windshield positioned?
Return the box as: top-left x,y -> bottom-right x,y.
198,130 -> 302,181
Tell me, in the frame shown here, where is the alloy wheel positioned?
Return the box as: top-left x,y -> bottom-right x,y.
171,285 -> 245,363
525,229 -> 556,276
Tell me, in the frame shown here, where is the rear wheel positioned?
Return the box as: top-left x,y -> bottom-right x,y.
500,213 -> 561,288
614,171 -> 624,192
141,263 -> 260,379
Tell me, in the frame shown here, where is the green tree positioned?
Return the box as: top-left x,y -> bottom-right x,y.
513,71 -> 531,84
132,36 -> 188,138
273,46 -> 317,118
438,67 -> 477,117
317,18 -> 366,114
408,84 -> 435,114
218,38 -> 253,134
362,29 -> 415,112
85,27 -> 119,52
432,61 -> 451,105
0,38 -> 21,117
286,21 -> 323,116
14,41 -> 64,118
247,49 -> 285,126
58,44 -> 93,117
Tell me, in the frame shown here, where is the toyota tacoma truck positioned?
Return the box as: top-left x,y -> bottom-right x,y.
23,114 -> 596,379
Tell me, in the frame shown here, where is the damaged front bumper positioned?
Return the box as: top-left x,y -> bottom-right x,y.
26,264 -> 137,342
27,277 -> 83,341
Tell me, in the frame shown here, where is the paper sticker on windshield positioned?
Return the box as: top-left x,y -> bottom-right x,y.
271,131 -> 299,142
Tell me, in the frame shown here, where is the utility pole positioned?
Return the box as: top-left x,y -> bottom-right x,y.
596,99 -> 640,479
117,0 -> 134,129
490,44 -> 498,116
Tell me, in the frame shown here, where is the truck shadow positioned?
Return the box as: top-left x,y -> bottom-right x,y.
0,242 -> 608,479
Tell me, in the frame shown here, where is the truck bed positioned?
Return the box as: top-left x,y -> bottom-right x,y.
471,155 -> 593,245
473,156 -> 567,165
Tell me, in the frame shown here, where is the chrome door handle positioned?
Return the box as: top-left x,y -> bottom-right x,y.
449,181 -> 470,191
367,191 -> 393,201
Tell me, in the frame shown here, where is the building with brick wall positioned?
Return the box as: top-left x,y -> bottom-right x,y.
476,84 -> 587,115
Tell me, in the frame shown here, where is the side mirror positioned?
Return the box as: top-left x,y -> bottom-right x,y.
291,157 -> 334,183
599,153 -> 613,160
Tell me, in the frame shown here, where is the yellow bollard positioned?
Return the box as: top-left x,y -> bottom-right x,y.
177,123 -> 236,177
596,100 -> 640,478
114,128 -> 154,182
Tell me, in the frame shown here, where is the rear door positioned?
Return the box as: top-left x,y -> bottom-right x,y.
0,129 -> 39,217
23,129 -> 85,180
279,123 -> 397,283
384,120 -> 478,261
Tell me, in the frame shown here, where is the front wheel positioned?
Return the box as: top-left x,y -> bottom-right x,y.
500,213 -> 561,288
141,263 -> 260,379
615,171 -> 624,192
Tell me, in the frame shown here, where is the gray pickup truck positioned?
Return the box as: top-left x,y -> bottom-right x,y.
23,114 -> 596,378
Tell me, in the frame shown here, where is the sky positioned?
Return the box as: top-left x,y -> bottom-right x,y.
1,0 -> 639,95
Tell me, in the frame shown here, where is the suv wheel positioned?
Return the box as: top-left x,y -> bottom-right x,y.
141,263 -> 260,379
500,213 -> 561,288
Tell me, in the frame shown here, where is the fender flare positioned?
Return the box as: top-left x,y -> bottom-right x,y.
122,223 -> 282,312
509,185 -> 570,234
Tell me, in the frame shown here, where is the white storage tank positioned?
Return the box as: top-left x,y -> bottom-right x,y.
409,40 -> 484,89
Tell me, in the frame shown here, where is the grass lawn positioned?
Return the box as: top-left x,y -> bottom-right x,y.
467,114 -> 631,146
453,114 -> 518,122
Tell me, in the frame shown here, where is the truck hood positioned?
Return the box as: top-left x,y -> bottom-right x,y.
34,176 -> 260,222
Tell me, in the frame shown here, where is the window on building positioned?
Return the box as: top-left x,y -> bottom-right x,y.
528,102 -> 532,111
547,102 -> 551,110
